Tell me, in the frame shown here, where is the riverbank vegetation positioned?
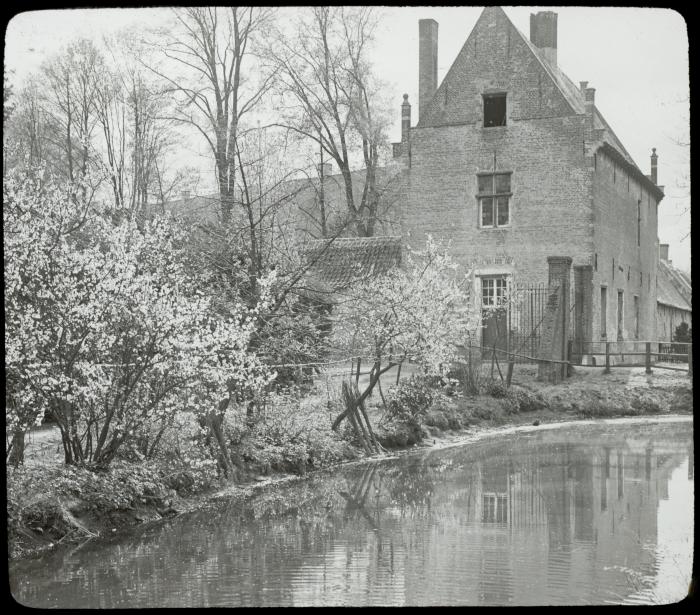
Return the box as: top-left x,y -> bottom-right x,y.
9,356 -> 691,561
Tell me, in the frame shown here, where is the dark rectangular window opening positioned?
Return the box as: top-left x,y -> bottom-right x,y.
477,172 -> 511,228
637,200 -> 641,246
617,290 -> 624,341
483,93 -> 507,127
634,295 -> 640,340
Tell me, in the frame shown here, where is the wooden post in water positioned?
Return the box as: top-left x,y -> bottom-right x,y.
395,361 -> 402,385
645,342 -> 652,374
356,357 -> 361,386
604,341 -> 611,374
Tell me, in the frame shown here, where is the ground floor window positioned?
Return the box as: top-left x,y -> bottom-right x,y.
481,276 -> 508,306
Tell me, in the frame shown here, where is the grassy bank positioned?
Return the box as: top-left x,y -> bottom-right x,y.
8,365 -> 692,561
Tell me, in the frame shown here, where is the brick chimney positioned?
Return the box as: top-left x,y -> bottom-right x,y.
659,243 -> 669,262
401,94 -> 411,142
651,148 -> 658,184
530,11 -> 557,66
419,19 -> 438,120
584,87 -> 596,134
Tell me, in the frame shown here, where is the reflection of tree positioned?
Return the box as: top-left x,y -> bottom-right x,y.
386,457 -> 435,512
339,463 -> 379,529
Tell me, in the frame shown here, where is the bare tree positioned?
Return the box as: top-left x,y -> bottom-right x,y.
268,6 -> 395,237
148,7 -> 275,223
96,34 -> 184,211
41,38 -> 103,192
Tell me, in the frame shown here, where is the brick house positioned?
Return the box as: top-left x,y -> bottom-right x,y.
392,6 -> 665,355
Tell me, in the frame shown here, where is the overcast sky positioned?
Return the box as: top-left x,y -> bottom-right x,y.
4,6 -> 690,271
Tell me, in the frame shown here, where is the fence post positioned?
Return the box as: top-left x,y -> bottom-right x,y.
689,344 -> 693,378
355,357 -> 361,386
645,342 -> 652,374
604,341 -> 611,374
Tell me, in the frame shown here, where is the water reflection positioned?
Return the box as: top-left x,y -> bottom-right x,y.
10,420 -> 693,607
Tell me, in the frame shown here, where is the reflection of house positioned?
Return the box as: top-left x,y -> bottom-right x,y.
656,244 -> 692,341
393,7 -> 665,348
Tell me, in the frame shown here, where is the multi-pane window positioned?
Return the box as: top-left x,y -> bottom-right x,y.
478,173 -> 511,228
482,277 -> 508,307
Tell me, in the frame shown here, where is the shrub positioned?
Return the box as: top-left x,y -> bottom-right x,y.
505,388 -> 549,413
484,379 -> 508,398
236,391 -> 357,475
472,406 -> 498,420
385,376 -> 436,429
630,397 -> 661,414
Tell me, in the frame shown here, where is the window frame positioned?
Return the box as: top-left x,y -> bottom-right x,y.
481,275 -> 509,308
476,171 -> 512,229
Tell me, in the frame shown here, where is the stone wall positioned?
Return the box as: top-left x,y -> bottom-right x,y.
590,148 -> 659,343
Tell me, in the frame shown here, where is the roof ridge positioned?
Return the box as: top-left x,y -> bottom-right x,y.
508,16 -> 581,117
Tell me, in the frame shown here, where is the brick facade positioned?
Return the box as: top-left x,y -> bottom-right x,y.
395,6 -> 663,347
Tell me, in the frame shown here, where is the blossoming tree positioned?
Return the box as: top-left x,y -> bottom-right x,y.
330,237 -> 477,452
4,168 -> 274,472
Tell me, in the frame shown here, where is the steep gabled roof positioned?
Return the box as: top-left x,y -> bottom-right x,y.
657,258 -> 692,311
418,6 -> 644,174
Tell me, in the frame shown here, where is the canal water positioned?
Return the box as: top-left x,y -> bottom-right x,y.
10,418 -> 693,607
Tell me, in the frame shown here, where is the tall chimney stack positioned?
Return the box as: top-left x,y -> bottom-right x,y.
530,11 -> 558,66
419,19 -> 438,120
651,148 -> 658,184
659,243 -> 669,262
584,87 -> 596,133
401,94 -> 411,142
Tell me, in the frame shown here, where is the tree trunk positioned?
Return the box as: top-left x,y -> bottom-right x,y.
8,430 -> 25,467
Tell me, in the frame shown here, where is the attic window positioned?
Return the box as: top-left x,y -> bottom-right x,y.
483,93 -> 507,127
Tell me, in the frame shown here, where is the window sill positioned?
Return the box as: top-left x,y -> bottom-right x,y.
479,225 -> 511,230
